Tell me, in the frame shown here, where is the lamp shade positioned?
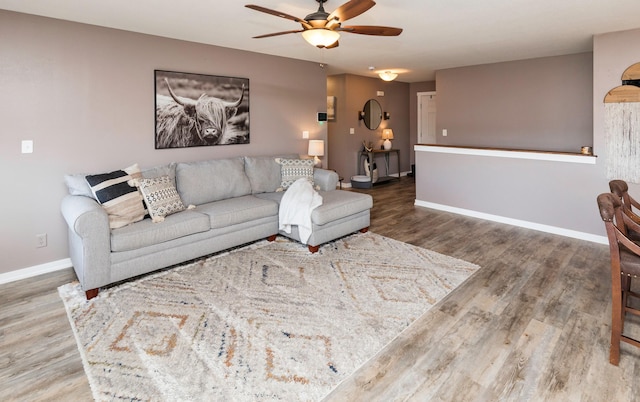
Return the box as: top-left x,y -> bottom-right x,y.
308,139 -> 325,156
379,71 -> 398,81
301,29 -> 340,48
308,139 -> 324,167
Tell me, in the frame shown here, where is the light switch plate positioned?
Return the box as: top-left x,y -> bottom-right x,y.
302,131 -> 309,139
21,140 -> 33,153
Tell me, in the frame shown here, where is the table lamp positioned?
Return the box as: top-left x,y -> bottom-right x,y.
308,139 -> 325,167
382,129 -> 394,150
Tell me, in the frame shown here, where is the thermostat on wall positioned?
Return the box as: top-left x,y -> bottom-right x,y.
317,112 -> 328,122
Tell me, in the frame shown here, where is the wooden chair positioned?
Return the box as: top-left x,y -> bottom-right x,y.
610,179 -> 640,225
597,192 -> 640,365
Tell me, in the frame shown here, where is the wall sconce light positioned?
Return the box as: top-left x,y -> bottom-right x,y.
308,139 -> 325,167
382,128 -> 394,150
383,112 -> 390,120
379,71 -> 398,81
358,111 -> 365,120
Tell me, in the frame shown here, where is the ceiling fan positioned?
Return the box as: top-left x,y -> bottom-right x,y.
245,0 -> 402,49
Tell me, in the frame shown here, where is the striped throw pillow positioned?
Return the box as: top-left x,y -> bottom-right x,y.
85,164 -> 146,229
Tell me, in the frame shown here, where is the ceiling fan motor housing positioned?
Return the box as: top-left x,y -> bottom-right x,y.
306,0 -> 331,27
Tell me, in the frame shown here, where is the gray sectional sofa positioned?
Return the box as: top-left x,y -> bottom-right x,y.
61,155 -> 373,300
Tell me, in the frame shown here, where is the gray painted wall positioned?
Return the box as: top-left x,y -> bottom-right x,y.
0,10 -> 327,275
415,29 -> 640,238
593,28 -> 640,205
435,52 -> 593,152
327,74 -> 410,181
415,150 -> 603,236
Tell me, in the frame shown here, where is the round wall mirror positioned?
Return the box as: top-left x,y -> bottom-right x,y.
362,99 -> 382,130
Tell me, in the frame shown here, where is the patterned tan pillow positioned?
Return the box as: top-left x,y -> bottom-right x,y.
275,158 -> 317,191
137,175 -> 186,222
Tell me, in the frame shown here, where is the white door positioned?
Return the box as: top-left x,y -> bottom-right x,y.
417,92 -> 436,144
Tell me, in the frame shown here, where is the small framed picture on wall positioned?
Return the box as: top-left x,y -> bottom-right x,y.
327,96 -> 336,121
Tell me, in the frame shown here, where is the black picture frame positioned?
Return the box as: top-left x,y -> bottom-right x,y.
154,70 -> 250,149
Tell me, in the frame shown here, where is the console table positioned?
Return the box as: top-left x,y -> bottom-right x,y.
358,149 -> 400,185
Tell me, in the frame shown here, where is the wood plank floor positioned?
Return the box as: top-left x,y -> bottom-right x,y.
2,177 -> 639,401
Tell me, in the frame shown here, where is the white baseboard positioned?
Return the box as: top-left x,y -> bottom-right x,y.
0,258 -> 72,285
414,199 -> 608,245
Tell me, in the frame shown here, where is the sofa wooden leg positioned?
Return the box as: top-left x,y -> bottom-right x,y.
85,288 -> 99,300
308,244 -> 319,253
360,227 -> 369,233
267,234 -> 277,242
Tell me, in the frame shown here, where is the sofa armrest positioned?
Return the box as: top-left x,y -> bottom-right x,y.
61,195 -> 111,291
314,168 -> 339,191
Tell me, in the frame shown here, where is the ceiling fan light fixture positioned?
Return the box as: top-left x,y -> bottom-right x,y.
301,29 -> 340,48
379,71 -> 398,81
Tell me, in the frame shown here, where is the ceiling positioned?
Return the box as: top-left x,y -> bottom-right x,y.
2,0 -> 640,82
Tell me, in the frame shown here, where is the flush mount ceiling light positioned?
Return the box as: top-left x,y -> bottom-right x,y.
379,71 -> 398,81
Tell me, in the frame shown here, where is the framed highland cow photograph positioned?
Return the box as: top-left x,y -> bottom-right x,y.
154,70 -> 250,149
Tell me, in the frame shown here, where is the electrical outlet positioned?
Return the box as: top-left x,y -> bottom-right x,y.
36,233 -> 47,248
442,129 -> 448,137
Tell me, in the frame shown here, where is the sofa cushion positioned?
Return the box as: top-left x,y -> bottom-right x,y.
311,190 -> 373,225
275,158 -> 316,191
254,191 -> 284,204
244,154 -> 298,194
244,156 -> 282,194
176,157 -> 251,205
142,162 -> 177,182
85,164 -> 146,229
110,209 -> 210,252
197,195 -> 278,229
138,175 -> 187,222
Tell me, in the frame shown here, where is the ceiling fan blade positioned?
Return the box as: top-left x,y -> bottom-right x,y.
328,0 -> 376,22
245,4 -> 312,29
338,25 -> 403,36
252,29 -> 304,39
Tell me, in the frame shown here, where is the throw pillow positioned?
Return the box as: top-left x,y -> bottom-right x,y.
137,175 -> 187,223
85,164 -> 146,229
275,158 -> 317,191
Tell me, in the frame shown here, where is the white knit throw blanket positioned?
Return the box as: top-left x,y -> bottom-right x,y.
605,102 -> 640,183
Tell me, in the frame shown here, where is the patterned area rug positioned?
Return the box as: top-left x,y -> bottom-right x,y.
59,232 -> 480,401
